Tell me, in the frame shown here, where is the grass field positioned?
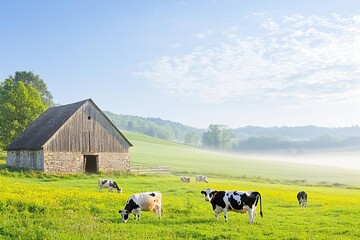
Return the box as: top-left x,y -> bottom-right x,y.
1,131 -> 360,239
1,170 -> 359,239
125,131 -> 360,186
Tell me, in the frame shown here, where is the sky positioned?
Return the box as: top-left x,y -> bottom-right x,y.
1,0 -> 360,129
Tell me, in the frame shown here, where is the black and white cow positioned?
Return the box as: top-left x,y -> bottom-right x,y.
119,191 -> 162,222
98,179 -> 122,193
201,188 -> 263,223
196,175 -> 208,183
180,176 -> 191,183
297,191 -> 307,207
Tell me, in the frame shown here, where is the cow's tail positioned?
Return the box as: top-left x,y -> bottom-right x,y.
254,191 -> 263,218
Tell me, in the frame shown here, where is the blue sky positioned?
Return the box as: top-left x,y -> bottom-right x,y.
1,1 -> 360,128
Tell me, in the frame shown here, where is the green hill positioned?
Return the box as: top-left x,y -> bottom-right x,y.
123,131 -> 360,186
106,112 -> 360,151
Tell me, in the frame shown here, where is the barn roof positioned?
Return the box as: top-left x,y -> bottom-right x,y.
6,99 -> 133,150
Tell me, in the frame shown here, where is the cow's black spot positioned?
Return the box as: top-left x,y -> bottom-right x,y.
233,191 -> 240,196
102,180 -> 108,185
229,194 -> 244,211
110,181 -> 120,190
149,193 -> 156,197
125,199 -> 140,213
243,193 -> 257,208
211,191 -> 226,210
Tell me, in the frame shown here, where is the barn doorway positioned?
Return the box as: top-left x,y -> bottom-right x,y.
84,155 -> 98,173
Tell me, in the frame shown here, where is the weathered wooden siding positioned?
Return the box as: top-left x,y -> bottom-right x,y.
43,101 -> 131,153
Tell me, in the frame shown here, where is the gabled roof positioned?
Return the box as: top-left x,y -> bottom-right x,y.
6,99 -> 132,150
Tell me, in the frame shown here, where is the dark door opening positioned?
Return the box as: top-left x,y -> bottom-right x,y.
84,155 -> 98,173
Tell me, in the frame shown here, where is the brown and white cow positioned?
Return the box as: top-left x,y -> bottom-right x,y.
119,191 -> 162,222
196,175 -> 208,183
98,179 -> 122,193
297,191 -> 307,207
201,188 -> 263,223
180,176 -> 191,183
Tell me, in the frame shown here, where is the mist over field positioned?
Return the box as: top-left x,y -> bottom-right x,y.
241,150 -> 360,170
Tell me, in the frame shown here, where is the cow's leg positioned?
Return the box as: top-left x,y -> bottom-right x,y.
157,205 -> 162,219
248,208 -> 255,224
152,205 -> 161,219
223,208 -> 228,222
214,207 -> 222,221
133,209 -> 141,221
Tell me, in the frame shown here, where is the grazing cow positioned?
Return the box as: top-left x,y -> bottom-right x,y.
98,179 -> 122,193
119,191 -> 162,222
196,175 -> 208,183
201,188 -> 263,223
297,191 -> 307,207
180,176 -> 191,183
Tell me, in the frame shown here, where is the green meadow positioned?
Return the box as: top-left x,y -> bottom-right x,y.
126,131 -> 360,186
1,131 -> 360,239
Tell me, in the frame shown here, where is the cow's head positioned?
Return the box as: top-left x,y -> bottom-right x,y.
118,209 -> 129,223
201,188 -> 217,201
117,188 -> 122,194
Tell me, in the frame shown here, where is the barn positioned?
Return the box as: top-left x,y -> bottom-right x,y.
5,99 -> 133,174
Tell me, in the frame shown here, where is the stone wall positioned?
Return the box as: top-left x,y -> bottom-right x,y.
44,151 -> 84,174
98,153 -> 130,172
6,150 -> 44,171
6,150 -> 130,174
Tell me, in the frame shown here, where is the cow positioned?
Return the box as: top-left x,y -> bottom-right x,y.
196,175 -> 208,183
201,188 -> 263,223
297,191 -> 307,207
119,191 -> 162,222
180,176 -> 191,183
98,179 -> 122,193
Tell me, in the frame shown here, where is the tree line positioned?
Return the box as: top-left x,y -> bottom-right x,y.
108,115 -> 360,151
1,71 -> 360,153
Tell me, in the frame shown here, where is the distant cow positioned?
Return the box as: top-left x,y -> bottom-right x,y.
201,188 -> 263,223
98,179 -> 122,193
119,192 -> 162,222
196,175 -> 208,183
297,191 -> 307,207
180,176 -> 191,183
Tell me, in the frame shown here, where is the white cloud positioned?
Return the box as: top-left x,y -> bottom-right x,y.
261,19 -> 280,33
135,14 -> 360,107
195,30 -> 213,39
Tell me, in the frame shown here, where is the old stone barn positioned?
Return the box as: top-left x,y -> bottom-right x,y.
6,99 -> 133,174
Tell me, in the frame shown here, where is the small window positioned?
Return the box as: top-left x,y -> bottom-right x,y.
88,116 -> 91,120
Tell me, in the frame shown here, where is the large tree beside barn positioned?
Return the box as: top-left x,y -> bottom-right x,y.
8,71 -> 54,107
0,77 -> 47,149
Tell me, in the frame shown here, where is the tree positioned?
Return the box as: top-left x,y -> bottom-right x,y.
202,124 -> 235,150
0,78 -> 47,149
184,132 -> 201,146
9,71 -> 54,107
